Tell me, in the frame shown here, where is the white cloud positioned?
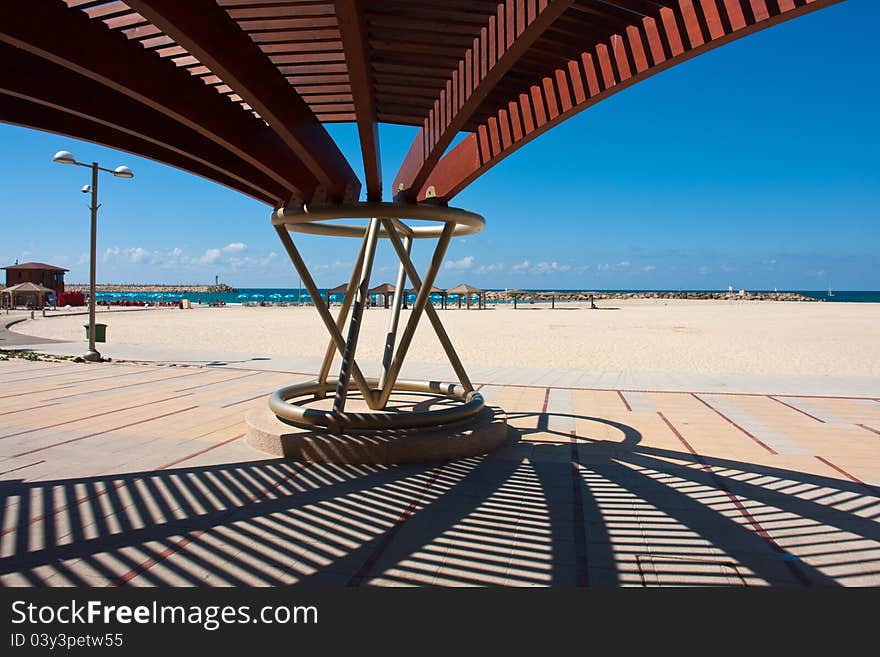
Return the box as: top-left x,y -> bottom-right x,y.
512,260 -> 530,271
574,264 -> 591,273
476,263 -> 504,274
642,265 -> 656,272
104,246 -> 159,265
222,242 -> 248,253
198,248 -> 222,265
597,263 -> 610,272
697,265 -> 710,275
615,261 -> 631,269
445,255 -> 474,270
534,261 -> 571,274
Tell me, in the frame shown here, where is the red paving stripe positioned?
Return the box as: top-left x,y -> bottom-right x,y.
220,391 -> 278,408
0,393 -> 193,441
541,387 -> 550,413
109,461 -> 311,586
156,433 -> 245,470
0,368 -> 164,399
4,366 -> 164,385
857,424 -> 880,436
691,394 -> 778,455
768,396 -> 825,423
569,430 -> 590,587
174,370 -> 262,392
657,412 -> 811,587
814,456 -> 879,497
0,459 -> 45,476
0,402 -> 60,417
347,464 -> 447,587
469,380 -> 877,401
10,404 -> 200,458
46,368 -> 213,401
617,390 -> 633,412
0,429 -> 247,538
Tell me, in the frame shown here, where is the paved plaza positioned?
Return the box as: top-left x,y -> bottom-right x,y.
1,345 -> 878,587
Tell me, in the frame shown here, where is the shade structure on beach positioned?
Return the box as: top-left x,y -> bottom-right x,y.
541,291 -> 562,309
326,283 -> 348,306
10,2 -> 843,452
506,289 -> 527,309
368,282 -> 395,309
406,285 -> 447,309
446,284 -> 485,310
0,4 -> 829,210
1,281 -> 55,309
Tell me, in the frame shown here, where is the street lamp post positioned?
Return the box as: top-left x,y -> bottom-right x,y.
53,151 -> 133,362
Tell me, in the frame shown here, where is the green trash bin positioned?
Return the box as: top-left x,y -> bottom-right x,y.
84,323 -> 107,343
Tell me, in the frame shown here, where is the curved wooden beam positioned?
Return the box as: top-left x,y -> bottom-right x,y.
0,43 -> 286,205
334,0 -> 381,201
392,0 -> 575,202
0,94 -> 273,204
0,0 -> 314,201
126,0 -> 360,202
418,0 -> 844,203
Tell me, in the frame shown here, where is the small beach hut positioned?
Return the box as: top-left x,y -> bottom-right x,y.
1,281 -> 56,309
326,283 -> 348,306
406,285 -> 447,309
446,283 -> 484,310
368,282 -> 396,309
506,289 -> 527,309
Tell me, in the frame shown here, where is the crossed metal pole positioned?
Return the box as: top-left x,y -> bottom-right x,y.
273,212 -> 474,417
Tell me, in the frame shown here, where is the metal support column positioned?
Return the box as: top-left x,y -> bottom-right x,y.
332,217 -> 381,413
274,224 -> 378,407
378,228 -> 412,392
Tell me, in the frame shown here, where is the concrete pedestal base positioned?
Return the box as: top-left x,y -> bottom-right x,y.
245,405 -> 508,464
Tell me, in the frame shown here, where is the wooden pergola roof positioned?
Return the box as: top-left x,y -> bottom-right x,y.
0,1 -> 839,208
368,282 -> 395,294
327,282 -> 349,294
447,283 -> 484,295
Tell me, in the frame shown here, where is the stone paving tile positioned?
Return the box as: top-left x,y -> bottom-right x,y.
0,359 -> 878,587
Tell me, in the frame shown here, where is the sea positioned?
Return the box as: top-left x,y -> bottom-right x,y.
94,288 -> 880,305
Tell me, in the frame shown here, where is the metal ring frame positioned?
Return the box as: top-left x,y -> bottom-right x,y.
269,201 -> 485,434
269,378 -> 484,431
272,201 -> 484,239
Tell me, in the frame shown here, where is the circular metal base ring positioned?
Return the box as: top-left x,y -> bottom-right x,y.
269,377 -> 484,431
272,201 -> 484,239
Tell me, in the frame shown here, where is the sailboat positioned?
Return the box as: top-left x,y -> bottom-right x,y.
828,285 -> 834,297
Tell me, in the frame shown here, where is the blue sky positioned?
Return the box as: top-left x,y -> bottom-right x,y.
1,0 -> 877,290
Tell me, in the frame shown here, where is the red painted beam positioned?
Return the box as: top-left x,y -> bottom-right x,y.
419,0 -> 844,202
334,0 -> 381,201
0,44 -> 287,205
0,0 -> 313,202
126,0 -> 360,202
392,0 -> 575,202
0,94 -> 277,205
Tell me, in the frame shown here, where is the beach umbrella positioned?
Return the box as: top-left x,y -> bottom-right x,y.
236,293 -> 248,299
283,293 -> 295,299
251,293 -> 264,299
269,293 -> 282,299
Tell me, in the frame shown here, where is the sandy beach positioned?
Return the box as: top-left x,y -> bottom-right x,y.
11,299 -> 880,376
